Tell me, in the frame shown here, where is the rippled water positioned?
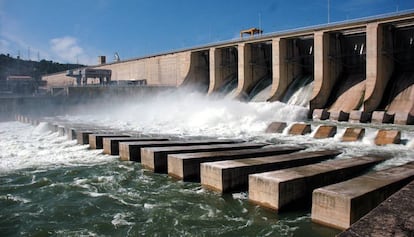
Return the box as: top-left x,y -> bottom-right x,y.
0,122 -> 339,237
2,90 -> 414,236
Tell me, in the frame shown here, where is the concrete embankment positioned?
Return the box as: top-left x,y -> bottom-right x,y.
103,137 -> 170,155
119,139 -> 245,162
248,156 -> 384,211
141,143 -> 267,173
89,134 -> 131,149
200,150 -> 341,193
337,179 -> 414,237
168,145 -> 305,181
312,162 -> 414,230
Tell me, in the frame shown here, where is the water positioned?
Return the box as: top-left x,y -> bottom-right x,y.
281,75 -> 314,107
216,75 -> 238,99
2,90 -> 414,236
248,75 -> 272,102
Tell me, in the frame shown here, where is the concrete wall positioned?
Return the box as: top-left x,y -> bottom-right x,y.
235,42 -> 272,99
41,12 -> 414,121
43,51 -> 192,89
208,46 -> 238,93
181,50 -> 210,91
364,23 -> 395,112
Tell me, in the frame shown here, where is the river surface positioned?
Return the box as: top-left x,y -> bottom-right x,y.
1,91 -> 414,236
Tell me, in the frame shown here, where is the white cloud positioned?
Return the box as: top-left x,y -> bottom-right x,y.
50,36 -> 95,65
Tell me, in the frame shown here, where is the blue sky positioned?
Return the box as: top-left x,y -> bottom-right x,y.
1,0 -> 413,65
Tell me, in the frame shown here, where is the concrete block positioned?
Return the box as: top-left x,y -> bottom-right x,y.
312,162 -> 414,230
102,137 -> 169,155
249,156 -> 384,211
312,109 -> 330,120
393,112 -> 414,125
66,127 -> 79,140
265,122 -> 287,133
70,127 -> 105,141
57,126 -> 65,136
168,145 -> 305,181
77,131 -> 95,145
349,110 -> 371,123
89,134 -> 130,149
201,150 -> 341,193
313,125 -> 337,139
288,123 -> 311,135
142,143 -> 266,173
337,180 -> 414,237
374,129 -> 401,145
371,111 -> 394,124
341,127 -> 365,142
118,139 -> 243,162
329,111 -> 350,122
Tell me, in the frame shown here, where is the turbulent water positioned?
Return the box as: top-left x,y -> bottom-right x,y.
2,90 -> 414,236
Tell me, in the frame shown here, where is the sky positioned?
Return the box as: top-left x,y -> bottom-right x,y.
1,0 -> 413,65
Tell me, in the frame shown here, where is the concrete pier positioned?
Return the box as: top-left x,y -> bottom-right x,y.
342,128 -> 365,142
337,180 -> 414,236
201,150 -> 341,193
312,109 -> 330,120
119,139 -> 244,162
265,122 -> 287,133
89,134 -> 130,149
329,111 -> 350,122
57,126 -> 65,136
371,111 -> 394,124
76,130 -> 110,145
349,111 -> 372,123
248,156 -> 384,211
288,123 -> 311,135
141,143 -> 266,173
65,125 -> 95,140
374,129 -> 401,145
311,162 -> 414,230
102,137 -> 169,155
313,125 -> 337,139
168,145 -> 305,181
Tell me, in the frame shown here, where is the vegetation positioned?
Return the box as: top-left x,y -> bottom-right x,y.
0,54 -> 85,81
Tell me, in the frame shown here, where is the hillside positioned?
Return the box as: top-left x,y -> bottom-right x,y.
0,54 -> 84,81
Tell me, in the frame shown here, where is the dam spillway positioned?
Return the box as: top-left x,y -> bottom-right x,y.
40,11 -> 414,125
1,11 -> 414,237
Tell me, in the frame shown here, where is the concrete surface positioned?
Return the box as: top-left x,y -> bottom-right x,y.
167,145 -> 305,181
102,137 -> 169,155
118,139 -> 244,162
141,143 -> 266,173
249,156 -> 384,211
201,150 -> 341,193
312,162 -> 414,230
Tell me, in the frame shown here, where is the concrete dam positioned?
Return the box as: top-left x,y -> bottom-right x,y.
3,11 -> 414,237
43,11 -> 414,125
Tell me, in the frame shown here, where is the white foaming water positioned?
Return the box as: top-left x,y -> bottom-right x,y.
2,90 -> 414,174
250,84 -> 272,102
58,90 -> 414,170
0,122 -> 115,175
63,90 -> 309,139
286,81 -> 314,107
